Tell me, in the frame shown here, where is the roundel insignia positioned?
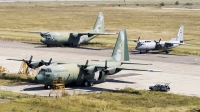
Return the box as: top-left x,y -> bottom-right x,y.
54,73 -> 57,78
120,43 -> 123,47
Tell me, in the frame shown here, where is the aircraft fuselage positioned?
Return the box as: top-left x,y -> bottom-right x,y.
35,61 -> 122,86
40,31 -> 97,47
135,41 -> 180,51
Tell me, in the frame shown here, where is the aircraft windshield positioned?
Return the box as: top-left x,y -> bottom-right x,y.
38,69 -> 45,75
46,68 -> 52,72
38,68 -> 52,75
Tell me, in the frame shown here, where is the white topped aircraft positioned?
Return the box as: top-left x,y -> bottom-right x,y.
134,25 -> 184,54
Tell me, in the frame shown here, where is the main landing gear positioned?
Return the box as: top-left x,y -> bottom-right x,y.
82,80 -> 93,87
44,85 -> 51,89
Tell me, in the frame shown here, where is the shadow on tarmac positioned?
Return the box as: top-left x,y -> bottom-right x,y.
130,50 -> 188,56
34,45 -> 103,50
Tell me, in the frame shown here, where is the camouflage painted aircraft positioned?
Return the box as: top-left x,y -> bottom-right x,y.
33,12 -> 116,47
134,25 -> 184,54
7,29 -> 161,89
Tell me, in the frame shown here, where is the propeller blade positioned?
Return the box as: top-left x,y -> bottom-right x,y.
28,55 -> 33,64
85,60 -> 88,68
159,39 -> 161,42
105,60 -> 107,69
48,58 -> 52,65
41,60 -> 45,65
138,36 -> 140,43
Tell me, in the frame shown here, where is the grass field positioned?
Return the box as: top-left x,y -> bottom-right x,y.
0,74 -> 200,111
0,1 -> 200,55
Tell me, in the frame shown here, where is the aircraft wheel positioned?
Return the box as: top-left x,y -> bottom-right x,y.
89,82 -> 93,86
139,51 -> 142,54
83,80 -> 89,87
47,85 -> 51,89
166,51 -> 169,54
44,85 -> 51,89
44,85 -> 48,89
47,44 -> 50,47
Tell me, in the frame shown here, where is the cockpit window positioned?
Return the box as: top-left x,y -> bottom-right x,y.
46,68 -> 52,72
38,69 -> 45,75
38,68 -> 52,74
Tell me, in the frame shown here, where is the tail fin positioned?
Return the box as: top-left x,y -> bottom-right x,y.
108,29 -> 129,62
93,12 -> 105,33
177,25 -> 184,43
170,25 -> 184,43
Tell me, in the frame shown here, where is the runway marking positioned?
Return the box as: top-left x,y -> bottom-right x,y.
195,58 -> 200,61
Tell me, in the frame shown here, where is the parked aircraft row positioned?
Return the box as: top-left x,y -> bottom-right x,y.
7,29 -> 161,89
6,12 -> 188,89
31,12 -> 186,54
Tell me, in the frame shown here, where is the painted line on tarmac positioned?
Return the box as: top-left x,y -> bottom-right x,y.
195,58 -> 200,61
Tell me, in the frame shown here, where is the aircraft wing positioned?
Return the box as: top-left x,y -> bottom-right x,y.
88,65 -> 161,72
165,41 -> 182,44
7,58 -> 37,62
121,61 -> 152,65
116,67 -> 162,72
77,32 -> 117,35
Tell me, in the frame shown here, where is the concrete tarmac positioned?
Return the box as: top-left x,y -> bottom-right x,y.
0,41 -> 200,97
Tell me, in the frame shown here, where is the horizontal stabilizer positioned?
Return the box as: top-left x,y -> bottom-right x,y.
91,60 -> 100,61
30,31 -> 48,34
77,32 -> 117,35
116,67 -> 162,72
165,41 -> 183,44
121,61 -> 152,65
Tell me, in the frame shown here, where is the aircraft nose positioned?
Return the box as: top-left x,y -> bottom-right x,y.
40,38 -> 46,43
135,44 -> 143,50
135,45 -> 140,50
35,74 -> 44,84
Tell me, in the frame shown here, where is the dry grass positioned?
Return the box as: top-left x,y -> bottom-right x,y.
0,74 -> 200,111
0,1 -> 200,55
0,87 -> 200,112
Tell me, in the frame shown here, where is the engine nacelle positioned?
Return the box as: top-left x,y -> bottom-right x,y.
98,71 -> 106,80
70,33 -> 79,38
106,67 -> 116,75
94,71 -> 106,81
85,66 -> 95,75
88,33 -> 94,37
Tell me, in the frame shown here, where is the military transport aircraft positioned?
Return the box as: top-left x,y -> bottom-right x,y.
7,29 -> 161,89
134,25 -> 184,54
32,12 -> 116,47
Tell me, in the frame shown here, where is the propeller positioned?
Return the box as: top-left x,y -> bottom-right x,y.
137,36 -> 140,43
100,60 -> 108,74
79,60 -> 89,79
41,58 -> 52,66
40,32 -> 49,38
23,55 -> 33,67
154,39 -> 162,50
81,60 -> 89,73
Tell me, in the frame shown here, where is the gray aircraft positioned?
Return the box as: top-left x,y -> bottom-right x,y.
33,12 -> 116,47
134,25 -> 184,54
7,29 -> 161,89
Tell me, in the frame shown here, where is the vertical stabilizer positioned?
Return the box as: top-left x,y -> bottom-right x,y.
109,29 -> 129,62
177,25 -> 184,43
170,25 -> 184,43
93,12 -> 105,33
